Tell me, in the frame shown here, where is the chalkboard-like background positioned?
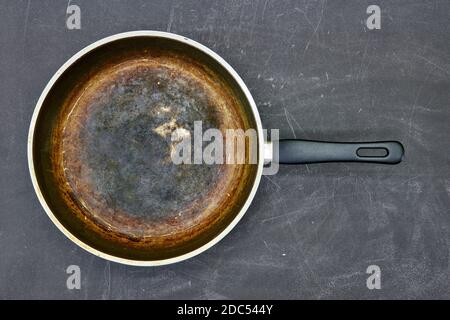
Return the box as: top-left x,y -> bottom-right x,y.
1,0 -> 449,299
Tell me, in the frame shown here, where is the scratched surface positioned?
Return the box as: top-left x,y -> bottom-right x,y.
1,0 -> 450,299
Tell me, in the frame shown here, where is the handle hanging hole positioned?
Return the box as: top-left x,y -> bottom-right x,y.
356,147 -> 388,158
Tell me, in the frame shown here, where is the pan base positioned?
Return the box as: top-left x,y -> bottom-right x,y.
59,53 -> 246,240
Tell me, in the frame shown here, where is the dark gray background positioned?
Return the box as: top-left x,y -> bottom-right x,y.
1,0 -> 450,299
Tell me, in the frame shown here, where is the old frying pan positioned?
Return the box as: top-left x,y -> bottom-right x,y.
28,31 -> 404,266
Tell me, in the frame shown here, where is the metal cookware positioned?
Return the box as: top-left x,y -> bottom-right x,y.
28,31 -> 404,266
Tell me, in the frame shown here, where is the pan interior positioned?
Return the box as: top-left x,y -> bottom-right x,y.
32,36 -> 259,261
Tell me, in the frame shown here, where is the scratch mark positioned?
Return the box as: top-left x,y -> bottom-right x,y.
23,0 -> 31,40
407,70 -> 431,142
167,3 -> 175,32
305,164 -> 311,173
360,177 -> 373,207
102,261 -> 111,299
357,36 -> 370,81
249,1 -> 259,40
263,175 -> 281,190
262,0 -> 269,20
261,201 -> 326,222
302,0 -> 326,58
286,218 -> 324,292
264,52 -> 273,66
294,7 -> 315,29
284,108 -> 297,138
415,54 -> 450,76
83,255 -> 96,299
288,110 -> 307,136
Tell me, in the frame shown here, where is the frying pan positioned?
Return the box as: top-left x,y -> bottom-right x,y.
28,31 -> 404,266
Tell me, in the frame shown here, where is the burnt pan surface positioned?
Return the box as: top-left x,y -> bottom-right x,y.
32,36 -> 259,261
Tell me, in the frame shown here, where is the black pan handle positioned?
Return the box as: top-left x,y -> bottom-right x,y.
278,140 -> 404,164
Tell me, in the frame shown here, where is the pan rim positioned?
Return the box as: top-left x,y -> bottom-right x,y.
27,30 -> 264,266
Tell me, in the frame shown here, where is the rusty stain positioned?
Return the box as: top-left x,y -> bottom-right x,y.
46,45 -> 258,252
